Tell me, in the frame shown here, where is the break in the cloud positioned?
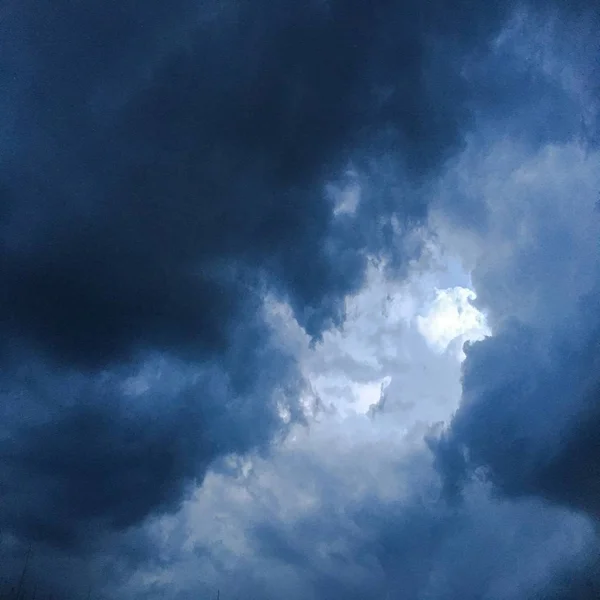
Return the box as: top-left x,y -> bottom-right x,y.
416,286 -> 490,359
101,251 -> 593,600
1,0 -> 600,599
0,0 -> 515,555
0,0 -> 524,553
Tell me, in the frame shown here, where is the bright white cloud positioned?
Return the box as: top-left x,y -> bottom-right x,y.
416,286 -> 490,360
265,247 -> 476,421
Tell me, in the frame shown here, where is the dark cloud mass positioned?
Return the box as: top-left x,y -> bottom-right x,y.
433,137 -> 600,516
0,0 -> 516,365
0,0 -> 512,550
0,323 -> 299,548
1,0 -> 600,598
431,97 -> 600,597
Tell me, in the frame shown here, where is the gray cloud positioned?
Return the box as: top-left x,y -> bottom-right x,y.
0,325 -> 301,549
0,0 -> 510,367
1,0 -> 599,598
0,0 -> 519,560
432,139 -> 600,507
123,423 -> 594,600
432,128 -> 600,593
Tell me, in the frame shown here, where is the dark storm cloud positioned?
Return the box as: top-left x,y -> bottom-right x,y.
437,304 -> 600,516
432,124 -> 600,518
1,0 -> 599,598
0,0 -> 522,554
0,323 -> 300,549
0,0 -> 499,366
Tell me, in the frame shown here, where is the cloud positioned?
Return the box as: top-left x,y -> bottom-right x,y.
0,0 -> 526,559
76,243 -> 596,600
416,286 -> 490,358
0,322 -> 301,549
123,417 -> 595,600
432,138 -> 600,539
1,0 -> 599,598
0,0 -> 515,367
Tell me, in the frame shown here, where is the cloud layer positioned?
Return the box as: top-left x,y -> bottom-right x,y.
1,0 -> 600,599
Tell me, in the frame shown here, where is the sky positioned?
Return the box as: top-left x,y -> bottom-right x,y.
1,1 -> 600,599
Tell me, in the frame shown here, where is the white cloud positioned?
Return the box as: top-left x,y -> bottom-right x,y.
416,286 -> 490,360
265,247 -> 476,421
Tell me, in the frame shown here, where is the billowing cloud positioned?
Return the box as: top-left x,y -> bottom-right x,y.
0,0 -> 512,367
433,140 -> 600,503
432,139 -> 600,589
0,340 -> 299,548
0,0 -> 514,555
1,0 -> 600,598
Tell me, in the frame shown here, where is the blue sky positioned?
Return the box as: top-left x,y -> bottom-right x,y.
0,2 -> 599,599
